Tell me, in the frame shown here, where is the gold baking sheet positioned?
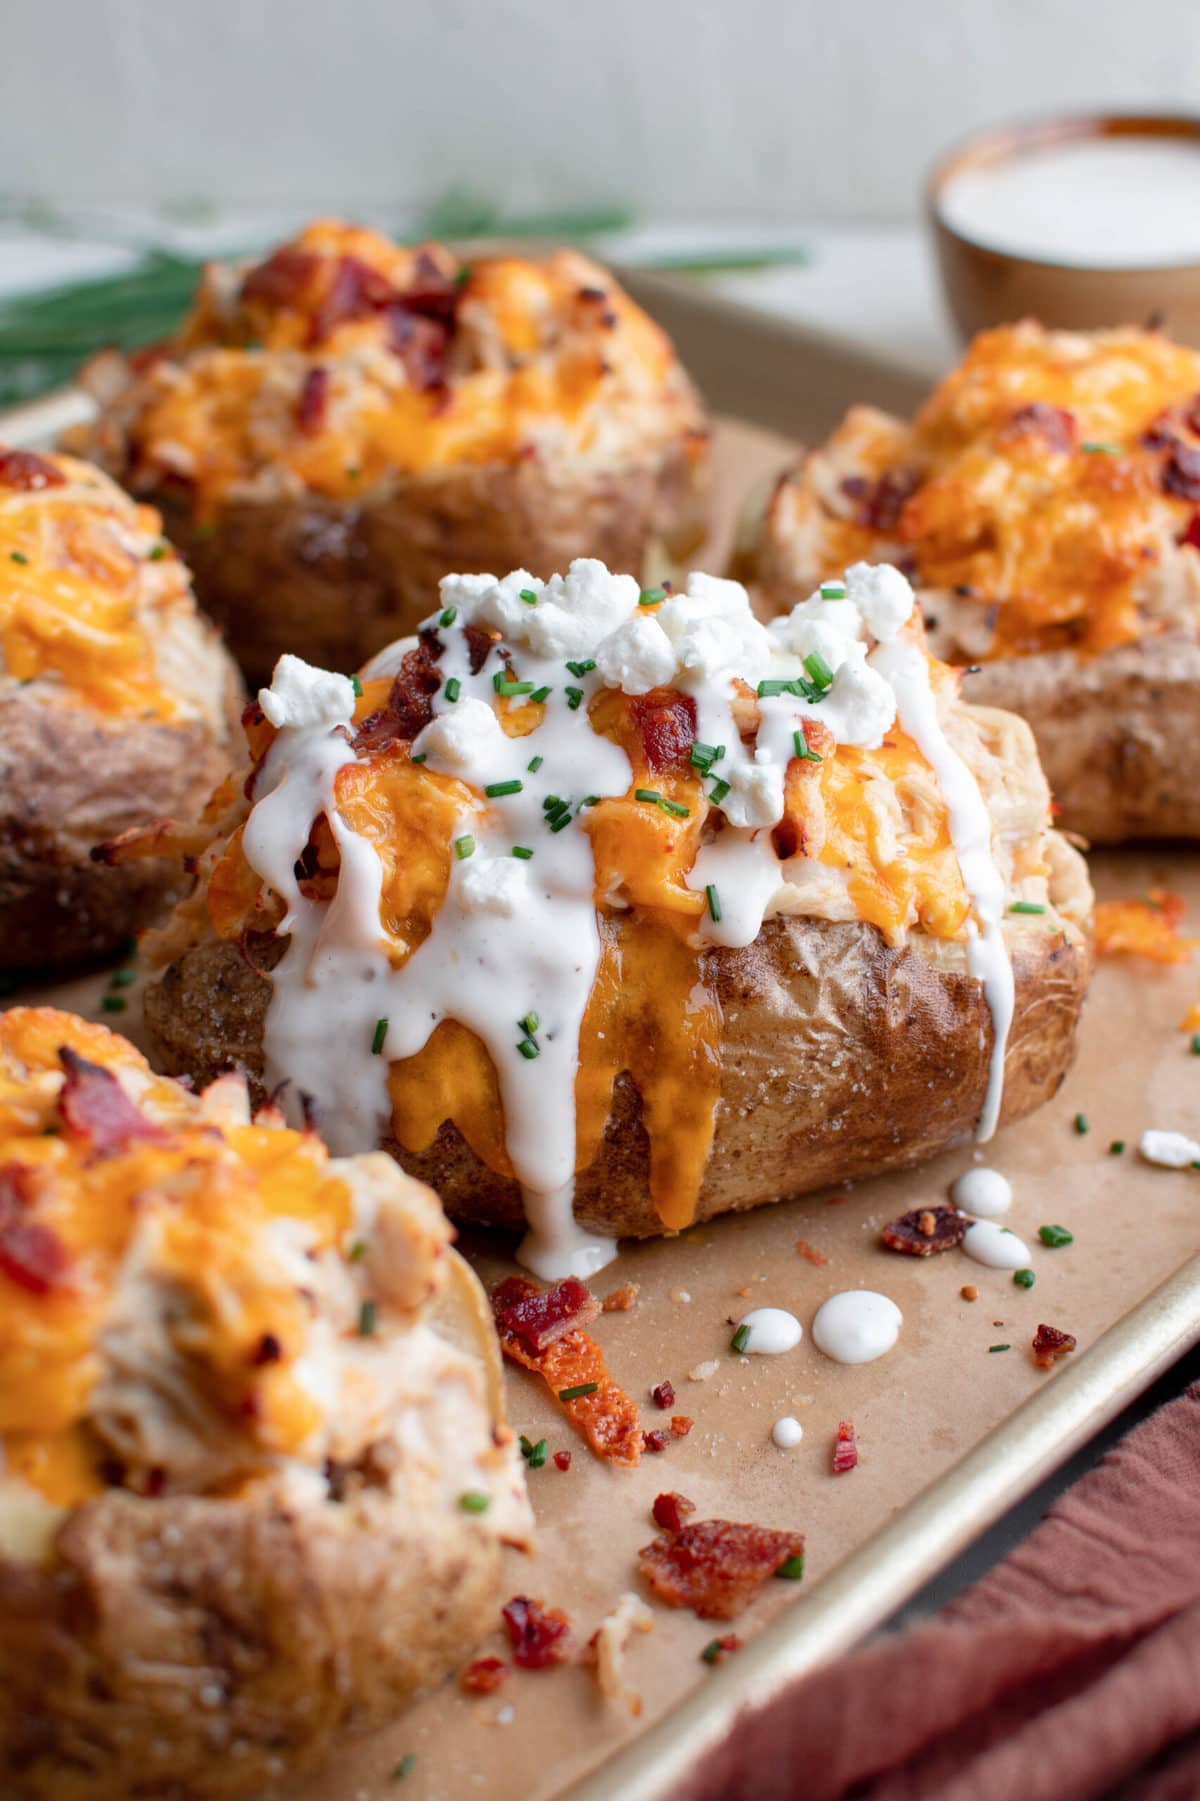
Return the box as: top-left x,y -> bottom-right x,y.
5,294 -> 1200,1801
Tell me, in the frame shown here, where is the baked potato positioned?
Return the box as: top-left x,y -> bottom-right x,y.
736,321 -> 1200,842
72,219 -> 711,684
136,557 -> 1092,1276
0,447 -> 240,975
0,1007 -> 531,1801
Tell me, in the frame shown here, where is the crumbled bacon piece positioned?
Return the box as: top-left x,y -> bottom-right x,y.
501,1596 -> 571,1669
881,1204 -> 968,1256
628,689 -> 698,774
1182,511 -> 1200,552
1094,891 -> 1194,964
57,1048 -> 168,1155
0,447 -> 66,491
296,365 -> 330,434
794,1239 -> 828,1267
493,1274 -> 600,1354
842,466 -> 918,533
1032,1323 -> 1077,1369
460,1656 -> 508,1695
638,1518 -> 805,1620
670,1416 -> 693,1437
492,1275 -> 642,1465
241,246 -> 321,312
602,1282 -> 639,1312
643,1429 -> 671,1454
0,1220 -> 73,1295
651,1380 -> 676,1410
652,1491 -> 696,1533
1000,402 -> 1077,454
832,1420 -> 859,1474
353,640 -> 442,749
553,1450 -> 571,1471
1163,443 -> 1200,502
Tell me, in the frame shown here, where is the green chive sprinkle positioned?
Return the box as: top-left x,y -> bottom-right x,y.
565,686 -> 584,710
793,725 -> 822,763
1009,901 -> 1046,914
109,966 -> 136,989
1013,1269 -> 1035,1289
344,465 -> 361,480
494,675 -> 535,697
358,1299 -> 378,1337
100,995 -> 127,1013
9,550 -> 28,565
347,1240 -> 368,1262
558,1383 -> 600,1402
528,755 -> 544,772
392,1754 -> 416,1781
350,673 -> 363,698
1039,1224 -> 1074,1248
411,752 -> 427,764
709,776 -> 731,806
520,1011 -> 540,1036
803,651 -> 834,691
819,582 -> 846,599
148,543 -> 168,560
1191,1035 -> 1200,1056
731,1323 -> 751,1353
454,834 -> 475,860
775,1553 -> 805,1581
512,845 -> 534,859
459,1490 -> 491,1513
530,687 -> 552,704
517,1038 -> 540,1060
485,779 -> 523,798
438,605 -> 458,628
544,794 -> 565,811
577,795 -> 600,812
659,795 -> 690,819
371,1017 -> 388,1055
706,884 -> 721,923
1073,1113 -> 1089,1135
689,739 -> 724,772
757,678 -> 794,698
701,1638 -> 724,1663
444,676 -> 461,703
988,1343 -> 1011,1353
566,658 -> 596,677
639,587 -> 667,606
548,811 -> 573,834
519,588 -> 538,606
521,1436 -> 548,1468
1081,441 -> 1121,454
635,788 -> 662,805
1109,1139 -> 1125,1155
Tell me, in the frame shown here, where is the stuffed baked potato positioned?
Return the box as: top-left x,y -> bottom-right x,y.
0,1007 -> 530,1801
737,321 -> 1200,842
0,447 -> 240,974
136,557 -> 1092,1277
73,219 -> 711,683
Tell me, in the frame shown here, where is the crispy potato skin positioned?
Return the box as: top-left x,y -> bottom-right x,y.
146,907 -> 1091,1240
0,1490 -> 500,1801
0,684 -> 234,975
150,435 -> 709,684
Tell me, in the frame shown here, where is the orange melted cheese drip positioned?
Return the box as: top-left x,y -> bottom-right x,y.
129,219 -> 683,511
0,1009 -> 352,1504
810,324 -> 1200,657
0,456 -> 185,715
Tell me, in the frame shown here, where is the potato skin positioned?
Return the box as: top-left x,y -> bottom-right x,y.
150,433 -> 709,684
0,683 -> 234,975
145,905 -> 1091,1240
0,1489 -> 501,1801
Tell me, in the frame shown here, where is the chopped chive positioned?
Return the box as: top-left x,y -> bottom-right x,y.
706,884 -> 721,923
988,1343 -> 1011,1353
639,586 -> 667,606
358,1299 -> 378,1337
411,752 -> 427,764
1039,1224 -> 1074,1247
757,678 -> 794,698
709,776 -> 731,806
1009,900 -> 1046,914
148,542 -> 169,560
109,966 -> 136,989
494,674 -> 535,696
634,788 -> 662,804
548,811 -> 573,833
512,845 -> 534,859
1081,441 -> 1121,454
444,676 -> 461,702
350,672 -> 363,697
516,1038 -> 540,1060
9,549 -> 29,564
1109,1139 -> 1125,1154
701,1638 -> 724,1663
521,1436 -> 548,1468
347,1239 -> 368,1262
454,834 -> 475,860
1073,1113 -> 1088,1135
1013,1268 -> 1036,1289
485,779 -> 523,798
520,1011 -> 540,1036
1191,1035 -> 1200,1055
775,1553 -> 805,1580
543,794 -> 566,811
731,1323 -> 751,1353
519,588 -> 539,606
819,582 -> 846,599
100,995 -> 127,1013
566,658 -> 597,677
391,1754 -> 416,1781
438,605 -> 458,628
527,754 -> 544,772
660,796 -> 690,819
793,724 -> 822,763
802,651 -> 834,692
558,1382 -> 600,1402
371,1017 -> 388,1055
459,1490 -> 491,1513
530,686 -> 552,704
565,686 -> 584,710
577,794 -> 601,812
689,739 -> 722,772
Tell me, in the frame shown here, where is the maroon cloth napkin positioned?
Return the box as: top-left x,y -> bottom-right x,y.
678,1380 -> 1200,1801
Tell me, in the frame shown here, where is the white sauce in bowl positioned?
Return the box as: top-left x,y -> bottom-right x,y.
811,1291 -> 902,1365
940,136 -> 1200,269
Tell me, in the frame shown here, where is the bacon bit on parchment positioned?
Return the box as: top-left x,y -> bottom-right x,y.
794,1239 -> 829,1267
652,1491 -> 697,1533
585,1592 -> 654,1716
961,1284 -> 979,1302
1094,891 -> 1194,964
553,1450 -> 571,1471
56,1048 -> 168,1156
651,1380 -> 676,1410
492,1276 -> 642,1466
602,1282 -> 639,1312
700,1633 -> 743,1665
736,1283 -> 754,1297
460,1656 -> 508,1695
643,1429 -> 671,1454
832,1420 -> 859,1475
1032,1323 -> 1078,1369
881,1205 -> 968,1257
638,1518 -> 806,1620
501,1596 -> 571,1670
670,1416 -> 693,1437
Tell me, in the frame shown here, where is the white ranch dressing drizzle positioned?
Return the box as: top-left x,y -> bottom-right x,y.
871,638 -> 1014,1141
735,1307 -> 804,1354
811,1290 -> 902,1364
952,1166 -> 1012,1219
962,1220 -> 1032,1270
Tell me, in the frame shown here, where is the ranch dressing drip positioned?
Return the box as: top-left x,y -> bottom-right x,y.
812,1290 -> 902,1364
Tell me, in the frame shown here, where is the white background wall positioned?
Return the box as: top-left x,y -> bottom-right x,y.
2,0 -> 1198,225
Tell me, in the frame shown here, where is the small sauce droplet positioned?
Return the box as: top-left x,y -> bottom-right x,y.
771,1416 -> 804,1448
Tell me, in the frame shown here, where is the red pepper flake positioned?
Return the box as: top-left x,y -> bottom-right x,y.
492,1275 -> 642,1466
493,1274 -> 600,1355
296,364 -> 330,434
459,1656 -> 508,1695
881,1205 -> 967,1256
700,1633 -> 743,1665
794,1239 -> 828,1267
643,1429 -> 671,1454
56,1048 -> 168,1156
651,1380 -> 676,1410
832,1420 -> 858,1475
670,1416 -> 693,1437
1032,1323 -> 1077,1369
652,1491 -> 696,1533
501,1596 -> 571,1670
553,1450 -> 572,1472
0,447 -> 67,491
639,1518 -> 806,1620
601,1282 -> 639,1312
